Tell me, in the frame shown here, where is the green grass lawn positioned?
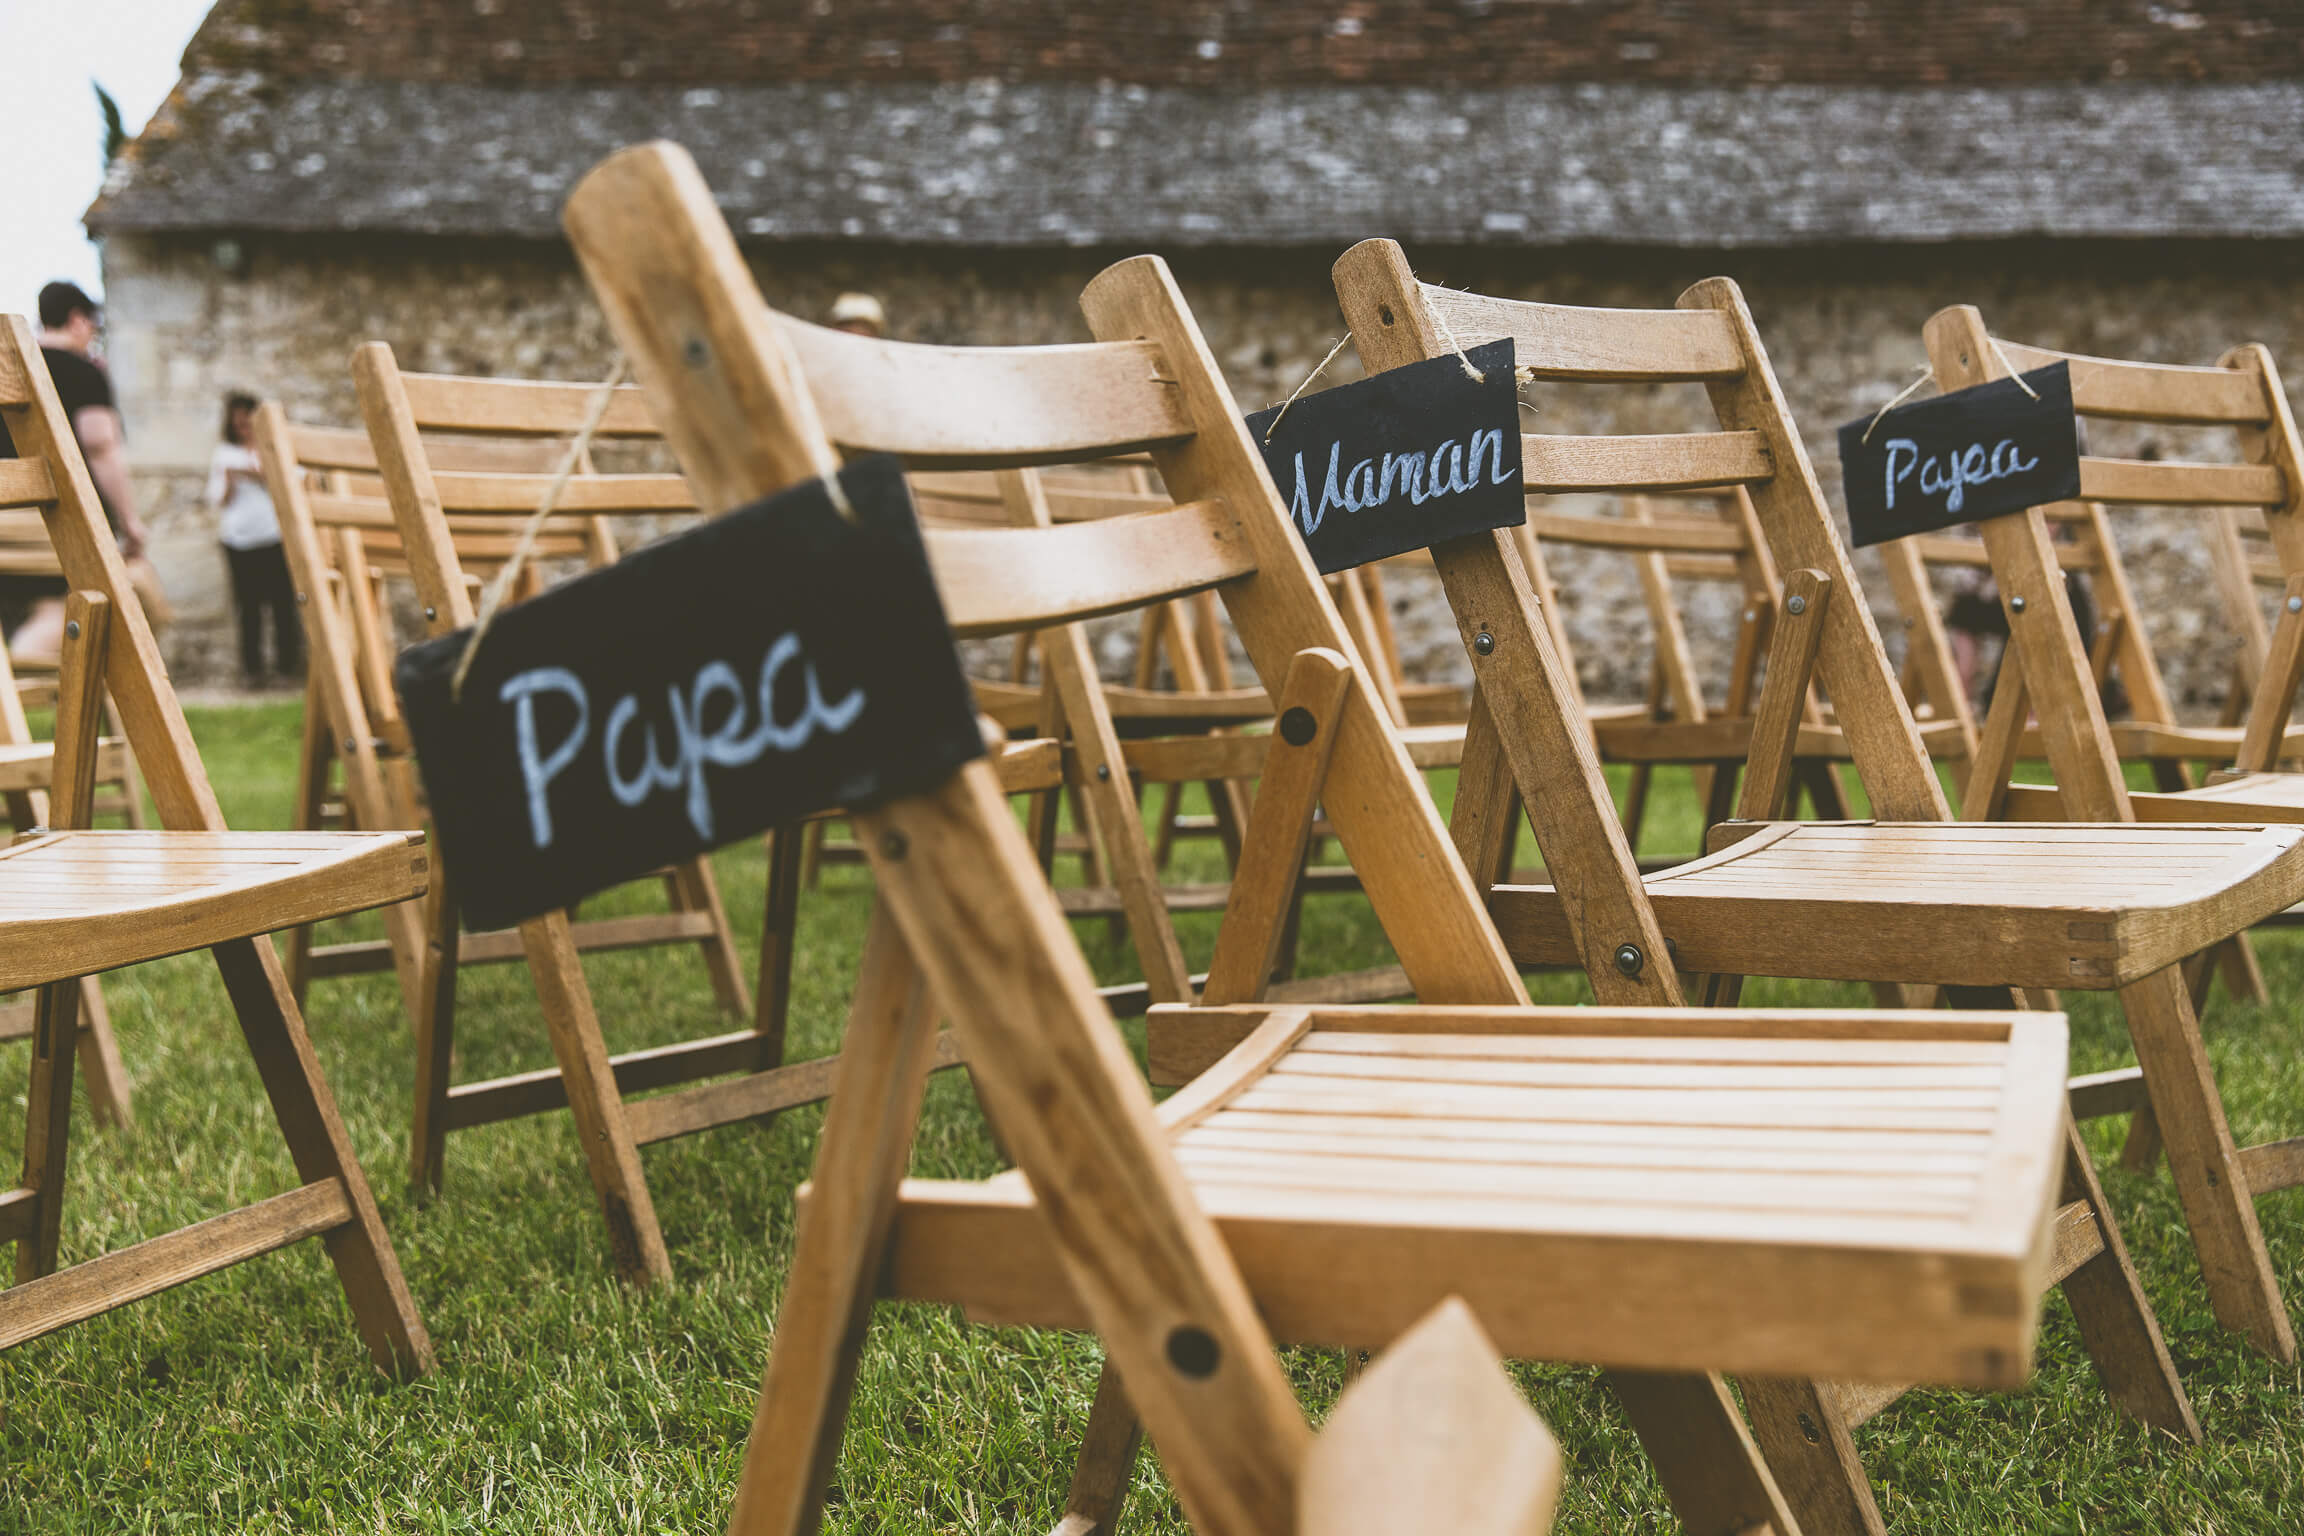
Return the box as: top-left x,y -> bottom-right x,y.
3,700 -> 2301,1532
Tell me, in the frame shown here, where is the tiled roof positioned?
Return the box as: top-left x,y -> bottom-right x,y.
173,0 -> 2304,88
89,2 -> 2304,244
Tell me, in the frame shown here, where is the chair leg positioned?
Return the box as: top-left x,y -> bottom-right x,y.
798,817 -> 828,890
208,936 -> 433,1377
1049,1360 -> 1147,1536
754,822 -> 806,1078
1740,1377 -> 1884,1536
667,854 -> 752,1019
1605,1369 -> 1799,1536
2213,933 -> 2270,1007
2119,1101 -> 2166,1175
283,685 -> 336,1009
2055,1118 -> 2201,1441
409,885 -> 463,1199
2119,965 -> 2296,1361
102,695 -> 148,830
726,907 -> 939,1536
14,977 -> 83,1282
519,911 -> 672,1287
1151,778 -> 1186,871
70,975 -> 132,1131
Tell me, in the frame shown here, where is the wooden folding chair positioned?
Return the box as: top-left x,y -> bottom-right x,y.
1326,242 -> 2294,1530
255,422 -> 588,1002
259,396 -> 791,1225
0,316 -> 431,1372
1880,482 -> 2282,1001
1914,308 -> 2304,1158
570,143 -> 2078,1536
346,356 -> 1104,1280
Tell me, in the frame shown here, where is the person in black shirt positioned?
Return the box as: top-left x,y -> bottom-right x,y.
1,282 -> 150,663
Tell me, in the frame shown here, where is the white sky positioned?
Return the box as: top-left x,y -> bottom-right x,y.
0,0 -> 218,314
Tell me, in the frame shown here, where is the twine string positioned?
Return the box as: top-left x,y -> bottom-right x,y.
1428,296 -> 1487,384
450,355 -> 628,702
1261,334 -> 1353,445
1860,365 -> 1935,446
1989,337 -> 2041,401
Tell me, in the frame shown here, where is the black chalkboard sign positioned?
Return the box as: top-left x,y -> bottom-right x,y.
1838,363 -> 2080,548
1246,338 -> 1525,573
395,454 -> 984,932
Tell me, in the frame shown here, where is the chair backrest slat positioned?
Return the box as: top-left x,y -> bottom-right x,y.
777,316 -> 1196,467
1421,287 -> 1746,382
1522,510 -> 1751,555
422,470 -> 696,516
396,373 -> 661,437
2078,456 -> 2285,508
1991,339 -> 2272,425
0,460 -> 58,511
925,501 -> 1253,638
1522,430 -> 1771,493
290,422 -> 572,475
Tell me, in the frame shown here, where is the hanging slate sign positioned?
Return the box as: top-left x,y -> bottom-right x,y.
1838,363 -> 2081,548
395,454 -> 984,932
1245,338 -> 1525,574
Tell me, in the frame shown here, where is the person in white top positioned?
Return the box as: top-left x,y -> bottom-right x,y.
209,392 -> 300,686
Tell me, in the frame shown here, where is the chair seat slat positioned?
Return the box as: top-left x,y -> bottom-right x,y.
0,460 -> 58,511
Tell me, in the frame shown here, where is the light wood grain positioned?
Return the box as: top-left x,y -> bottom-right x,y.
1300,1297 -> 1562,1536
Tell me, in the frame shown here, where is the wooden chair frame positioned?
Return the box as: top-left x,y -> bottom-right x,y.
259,395 -> 785,1238
1917,306 -> 2304,1178
0,638 -> 131,1125
0,315 -> 431,1373
1319,244 -> 2248,1535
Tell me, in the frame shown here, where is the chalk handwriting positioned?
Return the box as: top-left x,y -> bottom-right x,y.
503,636 -> 865,849
1883,436 -> 2040,517
1285,427 -> 1516,536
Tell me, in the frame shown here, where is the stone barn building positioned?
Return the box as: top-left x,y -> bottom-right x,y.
86,0 -> 2304,700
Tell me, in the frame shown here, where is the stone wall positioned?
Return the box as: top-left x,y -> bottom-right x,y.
97,230 -> 2304,709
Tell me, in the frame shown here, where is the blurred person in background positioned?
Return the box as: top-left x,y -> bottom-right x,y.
210,390 -> 298,687
828,292 -> 886,338
1,281 -> 153,664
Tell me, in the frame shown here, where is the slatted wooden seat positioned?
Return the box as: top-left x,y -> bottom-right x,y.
1323,243 -> 2236,1535
567,144 -> 2082,1536
900,1002 -> 2067,1385
0,830 -> 428,988
0,315 -> 431,1373
1492,820 -> 2304,990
